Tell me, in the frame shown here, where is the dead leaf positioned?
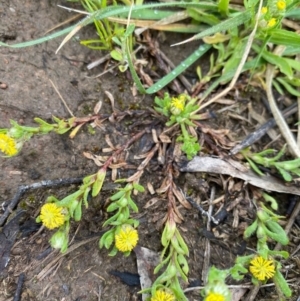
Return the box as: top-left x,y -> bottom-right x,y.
180,156 -> 300,196
159,133 -> 172,143
134,246 -> 160,301
94,100 -> 102,114
144,197 -> 161,208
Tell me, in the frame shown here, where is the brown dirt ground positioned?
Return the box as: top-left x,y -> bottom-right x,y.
1,1 -> 300,301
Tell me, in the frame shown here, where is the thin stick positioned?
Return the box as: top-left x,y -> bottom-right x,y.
197,0 -> 263,110
49,79 -> 74,117
12,273 -> 25,301
230,102 -> 298,155
201,186 -> 215,284
36,235 -> 101,280
0,177 -> 84,226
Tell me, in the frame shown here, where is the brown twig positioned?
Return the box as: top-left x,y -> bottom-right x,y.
0,177 -> 84,227
230,102 -> 298,155
13,273 -> 25,301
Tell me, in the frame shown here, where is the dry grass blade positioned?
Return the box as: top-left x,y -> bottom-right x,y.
49,79 -> 74,117
265,46 -> 300,158
44,14 -> 82,34
36,236 -> 99,280
172,186 -> 192,209
56,24 -> 83,54
198,0 -> 263,109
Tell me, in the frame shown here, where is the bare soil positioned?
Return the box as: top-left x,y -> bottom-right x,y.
1,1 -> 300,301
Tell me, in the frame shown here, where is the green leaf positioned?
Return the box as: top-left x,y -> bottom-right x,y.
272,79 -> 285,95
107,202 -> 119,212
127,197 -> 139,213
275,157 -> 300,170
268,29 -> 300,47
273,269 -> 292,297
218,0 -> 229,15
104,234 -> 114,249
246,157 -> 265,176
83,186 -> 90,207
74,201 -> 82,221
132,183 -> 145,192
276,77 -> 300,97
285,8 -> 300,19
99,230 -> 114,249
146,43 -> 211,94
262,193 -> 278,210
268,249 -> 289,259
276,166 -> 293,182
59,191 -> 82,207
252,46 -> 293,79
175,10 -> 251,44
187,8 -> 219,26
110,49 -> 123,61
110,189 -> 126,201
244,219 -> 258,239
222,39 -> 246,75
34,117 -> 54,133
92,170 -> 106,197
103,212 -> 120,227
109,246 -> 119,256
285,57 -> 300,72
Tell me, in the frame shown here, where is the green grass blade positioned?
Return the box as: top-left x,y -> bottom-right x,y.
172,10 -> 252,46
267,29 -> 300,47
146,43 -> 211,94
0,2 -> 217,49
200,59 -> 262,100
125,35 -> 146,93
0,24 -> 76,48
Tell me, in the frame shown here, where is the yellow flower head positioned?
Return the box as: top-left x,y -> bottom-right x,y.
115,225 -> 138,252
277,0 -> 286,10
261,6 -> 268,14
0,133 -> 18,156
170,96 -> 185,115
151,290 -> 175,301
40,203 -> 65,229
267,18 -> 277,28
249,256 -> 275,281
205,292 -> 225,301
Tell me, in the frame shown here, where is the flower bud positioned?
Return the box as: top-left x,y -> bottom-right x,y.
117,198 -> 128,207
50,230 -> 68,252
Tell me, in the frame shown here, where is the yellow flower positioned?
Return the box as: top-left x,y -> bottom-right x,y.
170,96 -> 185,115
249,256 -> 275,281
0,133 -> 18,156
205,292 -> 225,301
261,6 -> 268,14
40,203 -> 65,229
115,225 -> 138,252
267,18 -> 277,28
151,290 -> 175,301
277,0 -> 286,10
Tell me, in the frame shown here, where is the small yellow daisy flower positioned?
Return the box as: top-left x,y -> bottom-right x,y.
40,203 -> 65,229
151,290 -> 175,301
205,292 -> 225,301
267,18 -> 277,28
0,133 -> 18,156
261,6 -> 268,14
249,256 -> 275,281
277,0 -> 286,10
170,96 -> 185,115
115,225 -> 138,252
